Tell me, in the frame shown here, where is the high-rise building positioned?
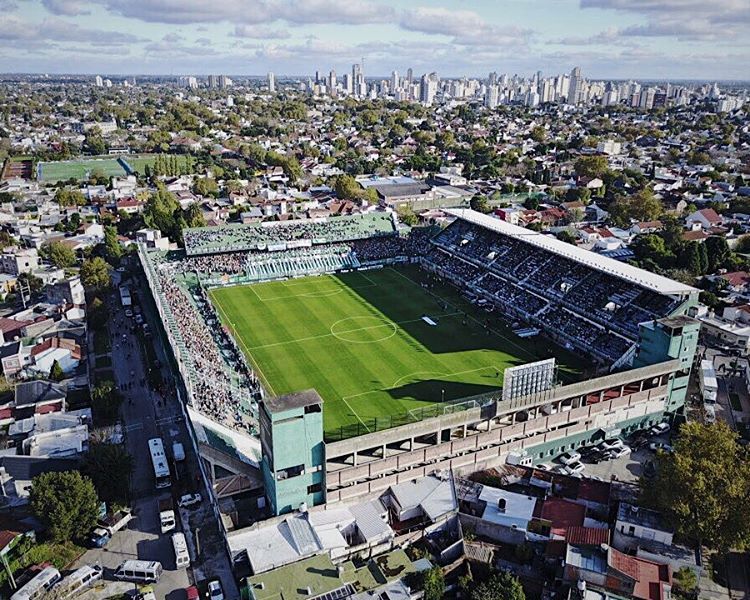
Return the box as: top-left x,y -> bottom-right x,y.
567,66 -> 582,105
391,70 -> 399,93
406,68 -> 413,86
268,71 -> 276,93
420,72 -> 438,106
95,75 -> 103,87
218,75 -> 232,89
484,85 -> 499,109
207,74 -> 218,89
328,69 -> 337,94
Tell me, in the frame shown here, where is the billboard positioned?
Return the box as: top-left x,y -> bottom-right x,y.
502,358 -> 556,402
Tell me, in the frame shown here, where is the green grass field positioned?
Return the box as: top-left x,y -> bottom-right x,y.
38,157 -> 127,182
210,266 -> 584,439
37,154 -> 191,182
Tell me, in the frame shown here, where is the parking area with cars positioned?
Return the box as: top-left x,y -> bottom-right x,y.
547,422 -> 673,483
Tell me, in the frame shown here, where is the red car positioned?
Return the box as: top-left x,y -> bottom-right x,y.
185,586 -> 199,600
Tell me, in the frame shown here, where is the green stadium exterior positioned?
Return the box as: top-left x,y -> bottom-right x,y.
139,211 -> 702,516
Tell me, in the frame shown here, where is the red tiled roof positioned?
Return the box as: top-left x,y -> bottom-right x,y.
577,479 -> 611,505
682,230 -> 709,242
610,549 -> 672,600
609,548 -> 640,580
540,497 -> 586,537
721,271 -> 750,288
0,317 -> 30,335
698,207 -> 722,223
566,526 -> 609,546
0,530 -> 20,552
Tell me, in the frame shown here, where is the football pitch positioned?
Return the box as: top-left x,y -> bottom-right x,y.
209,266 -> 584,439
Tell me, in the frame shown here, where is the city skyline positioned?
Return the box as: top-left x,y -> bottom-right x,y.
0,0 -> 748,79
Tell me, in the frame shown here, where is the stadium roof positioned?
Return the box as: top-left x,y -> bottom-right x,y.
446,208 -> 698,296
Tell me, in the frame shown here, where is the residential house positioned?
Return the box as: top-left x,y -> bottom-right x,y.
0,380 -> 66,425
686,208 -> 723,230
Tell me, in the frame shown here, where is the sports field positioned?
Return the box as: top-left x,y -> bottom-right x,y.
38,157 -> 127,182
210,266 -> 584,439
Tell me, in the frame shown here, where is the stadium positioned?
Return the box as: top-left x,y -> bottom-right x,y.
140,208 -> 700,515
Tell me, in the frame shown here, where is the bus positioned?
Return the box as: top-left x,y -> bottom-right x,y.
699,359 -> 718,403
148,438 -> 171,489
10,566 -> 61,600
54,565 -> 103,599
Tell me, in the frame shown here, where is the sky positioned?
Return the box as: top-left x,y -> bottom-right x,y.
0,0 -> 748,80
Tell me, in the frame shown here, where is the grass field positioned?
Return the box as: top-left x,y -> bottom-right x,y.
38,157 -> 127,182
210,266 -> 584,439
37,154 -> 191,182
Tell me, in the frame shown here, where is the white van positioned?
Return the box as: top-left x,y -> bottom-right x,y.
114,560 -> 163,584
172,532 -> 190,568
10,566 -> 61,600
55,565 -> 103,598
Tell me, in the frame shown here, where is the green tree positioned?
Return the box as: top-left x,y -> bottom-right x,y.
193,177 -> 219,197
471,571 -> 526,600
82,443 -> 134,505
91,380 -> 123,424
80,257 -> 112,292
0,231 -> 14,248
143,184 -> 179,238
629,188 -> 663,222
705,236 -> 730,273
397,206 -> 418,226
333,175 -> 363,201
422,567 -> 445,600
49,359 -> 64,382
87,296 -> 109,331
574,155 -> 608,179
673,567 -> 698,600
104,225 -> 123,264
42,241 -> 76,268
556,230 -> 578,245
54,187 -> 86,207
642,421 -> 750,553
184,203 -> 206,228
29,471 -> 99,543
470,195 -> 491,214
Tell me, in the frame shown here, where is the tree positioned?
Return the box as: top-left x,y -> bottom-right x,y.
54,187 -> 86,207
29,471 -> 99,543
628,188 -> 663,222
556,230 -> 577,245
470,195 -> 491,214
104,225 -> 123,264
91,380 -> 123,424
193,177 -> 219,198
673,566 -> 698,600
642,421 -> 750,553
80,257 -> 112,292
421,567 -> 445,600
397,206 -> 418,226
143,184 -> 179,238
184,203 -> 206,229
705,236 -> 730,273
333,175 -> 363,201
574,155 -> 608,179
42,241 -> 76,269
87,296 -> 109,331
83,442 -> 134,505
471,571 -> 526,600
49,360 -> 64,382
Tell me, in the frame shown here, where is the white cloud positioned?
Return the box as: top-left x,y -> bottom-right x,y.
400,7 -> 532,47
0,15 -> 143,44
233,24 -> 290,39
42,0 -> 91,16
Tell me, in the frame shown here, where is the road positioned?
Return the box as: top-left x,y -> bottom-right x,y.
75,265 -> 239,599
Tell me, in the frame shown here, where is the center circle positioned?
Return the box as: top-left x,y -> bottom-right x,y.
330,316 -> 397,343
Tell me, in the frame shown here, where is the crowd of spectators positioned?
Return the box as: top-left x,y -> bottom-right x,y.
155,261 -> 259,431
425,218 -> 682,366
184,212 -> 397,255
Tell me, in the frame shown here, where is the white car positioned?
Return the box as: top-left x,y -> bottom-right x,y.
649,442 -> 673,453
606,445 -> 632,459
559,451 -> 581,466
535,463 -> 552,471
178,493 -> 202,509
650,423 -> 670,436
208,580 -> 224,600
125,309 -> 133,318
560,461 -> 585,476
599,438 -> 624,451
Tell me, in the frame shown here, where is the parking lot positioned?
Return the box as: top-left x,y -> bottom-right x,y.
549,426 -> 673,484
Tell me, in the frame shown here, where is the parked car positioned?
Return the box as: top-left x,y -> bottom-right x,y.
184,586 -> 199,600
535,463 -> 552,471
598,438 -> 624,451
649,442 -> 673,453
208,580 -> 225,600
178,493 -> 202,509
606,445 -> 632,459
560,461 -> 585,476
559,451 -> 581,465
650,423 -> 670,436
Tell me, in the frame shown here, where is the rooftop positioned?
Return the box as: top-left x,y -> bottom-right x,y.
446,208 -> 698,296
264,389 -> 323,415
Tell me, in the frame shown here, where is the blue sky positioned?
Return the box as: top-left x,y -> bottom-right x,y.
0,0 -> 748,79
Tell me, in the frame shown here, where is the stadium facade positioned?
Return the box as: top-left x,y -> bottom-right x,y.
140,209 -> 701,517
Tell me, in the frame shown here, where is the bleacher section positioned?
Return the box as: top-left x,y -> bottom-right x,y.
184,213 -> 398,256
422,210 -> 697,367
244,246 -> 360,282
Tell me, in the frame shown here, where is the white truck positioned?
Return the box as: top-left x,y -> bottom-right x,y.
172,442 -> 185,462
699,359 -> 718,403
159,498 -> 176,534
89,508 -> 133,547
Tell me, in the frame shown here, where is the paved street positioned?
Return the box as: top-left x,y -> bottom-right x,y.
74,266 -> 239,599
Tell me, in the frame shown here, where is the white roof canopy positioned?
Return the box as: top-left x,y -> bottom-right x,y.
446,209 -> 698,296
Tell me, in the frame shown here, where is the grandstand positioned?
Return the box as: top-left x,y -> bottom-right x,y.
422,208 -> 698,368
184,212 -> 398,256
